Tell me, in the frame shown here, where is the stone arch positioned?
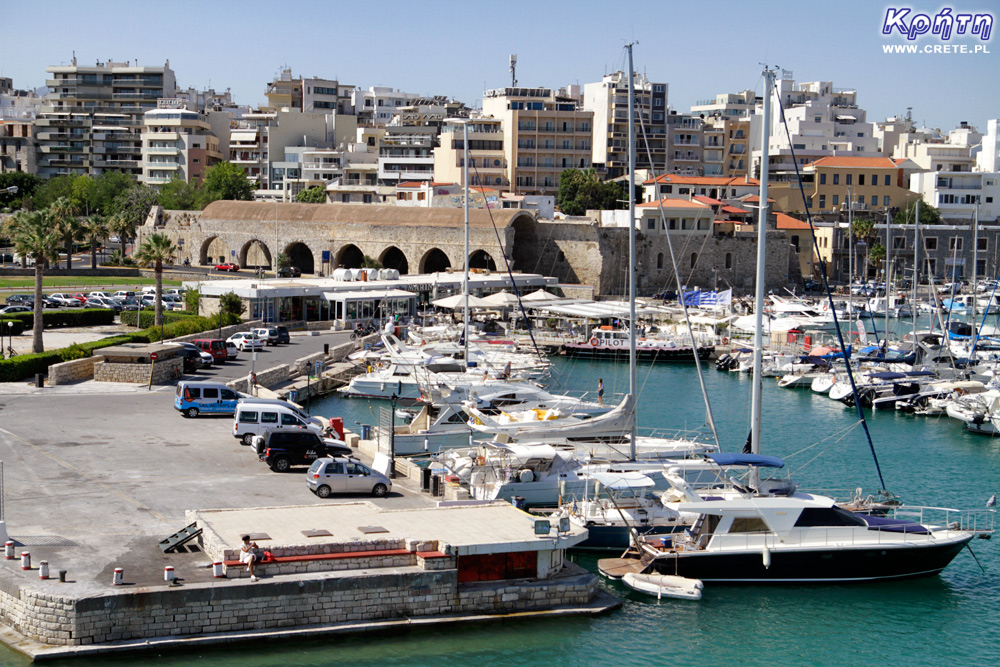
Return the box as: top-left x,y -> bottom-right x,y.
240,239 -> 272,270
200,235 -> 228,265
286,242 -> 315,274
510,216 -> 536,273
335,244 -> 364,269
469,249 -> 497,271
690,252 -> 698,269
379,246 -> 409,274
419,248 -> 451,273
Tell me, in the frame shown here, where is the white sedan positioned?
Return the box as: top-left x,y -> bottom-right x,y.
227,332 -> 264,352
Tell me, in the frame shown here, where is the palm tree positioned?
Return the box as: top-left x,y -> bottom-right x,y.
106,213 -> 129,262
133,233 -> 178,328
47,196 -> 80,270
80,214 -> 108,270
4,211 -> 61,353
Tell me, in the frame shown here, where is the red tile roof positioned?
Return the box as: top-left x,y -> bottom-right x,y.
637,198 -> 712,209
693,195 -> 723,206
775,212 -> 811,230
721,205 -> 751,215
740,195 -> 775,203
806,157 -> 900,169
643,174 -> 760,186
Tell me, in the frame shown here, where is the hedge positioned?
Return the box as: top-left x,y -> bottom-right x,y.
0,313 -> 238,382
0,318 -> 27,336
7,309 -> 116,330
119,310 -> 195,328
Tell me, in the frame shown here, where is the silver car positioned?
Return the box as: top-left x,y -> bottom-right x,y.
307,457 -> 391,498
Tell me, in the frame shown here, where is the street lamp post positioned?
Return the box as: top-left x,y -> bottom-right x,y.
6,321 -> 13,358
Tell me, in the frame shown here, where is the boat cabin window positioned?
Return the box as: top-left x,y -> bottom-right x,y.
446,412 -> 469,424
793,507 -> 868,527
728,517 -> 770,533
493,395 -> 524,407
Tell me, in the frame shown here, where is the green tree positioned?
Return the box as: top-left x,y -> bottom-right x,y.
893,200 -> 942,226
71,175 -> 99,215
219,291 -> 246,318
185,288 -> 200,314
93,171 -> 137,214
295,186 -> 326,203
276,252 -> 290,271
111,184 -> 159,251
134,233 -> 178,327
360,254 -> 381,269
158,178 -> 202,210
851,218 -> 877,279
3,210 -> 62,353
80,214 -> 109,270
33,175 -> 76,210
47,197 -> 81,269
869,242 -> 887,271
0,172 -> 41,211
200,162 -> 254,205
556,168 -> 625,216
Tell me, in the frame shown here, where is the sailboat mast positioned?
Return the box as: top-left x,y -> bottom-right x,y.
885,209 -> 891,322
463,121 -> 470,365
750,66 -> 774,463
627,42 -> 637,460
972,200 -> 979,323
913,199 -> 919,344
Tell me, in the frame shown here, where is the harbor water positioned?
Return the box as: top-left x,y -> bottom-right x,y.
13,347 -> 1000,667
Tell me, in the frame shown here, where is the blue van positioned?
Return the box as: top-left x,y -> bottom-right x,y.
175,381 -> 247,418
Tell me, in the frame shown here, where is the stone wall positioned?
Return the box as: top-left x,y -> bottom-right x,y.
94,357 -> 182,384
49,356 -> 104,385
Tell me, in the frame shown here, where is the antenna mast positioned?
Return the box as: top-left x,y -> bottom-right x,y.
509,55 -> 517,87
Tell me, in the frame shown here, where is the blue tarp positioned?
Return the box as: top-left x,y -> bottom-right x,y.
859,514 -> 930,534
708,453 -> 785,468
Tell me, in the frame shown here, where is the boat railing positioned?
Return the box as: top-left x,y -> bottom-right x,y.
884,505 -> 995,535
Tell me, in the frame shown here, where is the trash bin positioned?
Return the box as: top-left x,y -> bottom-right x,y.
431,474 -> 441,497
421,467 -> 432,492
360,424 -> 372,440
34,373 -> 44,388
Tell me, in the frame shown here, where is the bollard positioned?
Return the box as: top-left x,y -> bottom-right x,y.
20,551 -> 30,570
34,373 -> 44,388
112,568 -> 123,585
421,467 -> 432,492
38,561 -> 49,580
323,343 -> 329,355
58,570 -> 66,583
212,561 -> 225,578
430,474 -> 441,497
4,541 -> 14,559
164,566 -> 175,582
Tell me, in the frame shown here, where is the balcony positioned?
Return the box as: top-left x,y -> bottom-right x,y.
144,176 -> 173,184
145,162 -> 178,169
113,92 -> 162,101
146,147 -> 179,154
112,78 -> 164,87
95,159 -> 139,168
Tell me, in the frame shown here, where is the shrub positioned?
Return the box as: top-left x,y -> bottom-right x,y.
0,352 -> 63,383
8,309 -> 116,330
0,318 -> 26,336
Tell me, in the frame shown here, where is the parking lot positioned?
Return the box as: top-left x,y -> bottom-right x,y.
0,371 -> 432,595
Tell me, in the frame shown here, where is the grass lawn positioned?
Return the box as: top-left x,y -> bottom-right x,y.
0,276 -> 183,291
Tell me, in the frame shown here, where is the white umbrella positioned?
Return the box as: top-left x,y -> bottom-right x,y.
481,290 -> 522,307
522,289 -> 562,302
431,293 -> 491,309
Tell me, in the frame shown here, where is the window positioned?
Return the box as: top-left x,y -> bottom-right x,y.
647,219 -> 655,230
261,412 -> 278,424
950,237 -> 963,251
884,175 -> 891,186
324,462 -> 345,475
281,414 -> 302,426
858,174 -> 865,186
203,388 -> 218,399
819,195 -> 826,209
846,174 -> 852,185
820,173 -> 826,185
857,196 -> 864,205
977,259 -> 987,275
814,116 -> 822,123
925,237 -> 938,250
239,411 -> 258,423
833,195 -> 839,206
894,237 -> 906,249
833,174 -> 839,185
884,196 -> 890,206
927,258 -> 937,274
978,238 -> 988,251
725,252 -> 732,269
657,253 -> 664,269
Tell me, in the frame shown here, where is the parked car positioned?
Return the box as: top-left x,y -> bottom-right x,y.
277,266 -> 301,278
69,293 -> 89,304
4,294 -> 32,306
228,331 -> 264,352
167,342 -> 215,368
215,262 -> 240,272
252,327 -> 279,346
169,346 -> 212,373
226,341 -> 240,360
84,298 -> 116,311
233,401 -> 329,444
191,338 -> 229,364
252,430 -> 352,472
87,291 -> 113,300
0,305 -> 31,315
307,457 -> 391,497
274,325 -> 290,344
47,293 -> 83,307
112,290 -> 136,300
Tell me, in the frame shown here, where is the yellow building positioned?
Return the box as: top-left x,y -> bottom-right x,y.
789,156 -> 921,215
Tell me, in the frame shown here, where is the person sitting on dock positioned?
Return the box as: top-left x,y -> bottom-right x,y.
240,535 -> 260,582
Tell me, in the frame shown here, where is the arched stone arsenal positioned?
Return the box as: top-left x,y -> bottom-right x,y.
141,201 -> 526,277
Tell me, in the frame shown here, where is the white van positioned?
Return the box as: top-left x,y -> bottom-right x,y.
233,401 -> 328,445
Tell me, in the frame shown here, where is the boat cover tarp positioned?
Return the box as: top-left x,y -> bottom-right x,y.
585,471 -> 656,489
707,452 -> 785,468
859,514 -> 930,534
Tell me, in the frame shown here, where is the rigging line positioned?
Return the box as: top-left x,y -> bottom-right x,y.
782,420 -> 863,460
771,75 -> 887,492
467,159 -> 546,366
635,94 -> 720,449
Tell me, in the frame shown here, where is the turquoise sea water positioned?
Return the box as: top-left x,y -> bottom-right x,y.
9,350 -> 1000,667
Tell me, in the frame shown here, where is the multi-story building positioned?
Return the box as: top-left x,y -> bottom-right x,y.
754,76 -> 879,181
894,122 -> 979,173
789,156 -> 921,215
667,112 -> 704,175
433,116 -> 507,189
140,100 -> 224,186
641,174 -> 759,203
175,86 -> 234,113
353,87 -> 423,126
35,58 -> 176,178
0,119 -> 35,173
584,71 -> 667,179
378,125 -> 436,186
264,69 -> 354,115
910,171 -> 999,223
482,86 -> 593,195
690,89 -> 758,119
228,111 -> 274,187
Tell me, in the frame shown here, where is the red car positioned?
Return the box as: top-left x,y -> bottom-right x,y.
70,292 -> 88,304
215,262 -> 240,272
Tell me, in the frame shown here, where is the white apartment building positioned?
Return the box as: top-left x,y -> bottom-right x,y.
353,87 -> 423,126
264,69 -> 354,115
753,77 -> 879,181
584,71 -> 667,178
895,122 -> 980,173
433,116 -> 507,188
141,100 -> 223,186
36,58 -> 177,178
378,125 -> 436,186
690,89 -> 758,119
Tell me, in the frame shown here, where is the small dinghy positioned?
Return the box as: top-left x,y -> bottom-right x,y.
622,572 -> 703,601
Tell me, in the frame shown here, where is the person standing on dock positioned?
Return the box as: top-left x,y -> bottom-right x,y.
597,378 -> 604,406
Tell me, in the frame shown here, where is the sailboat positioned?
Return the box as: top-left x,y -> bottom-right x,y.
598,66 -> 991,583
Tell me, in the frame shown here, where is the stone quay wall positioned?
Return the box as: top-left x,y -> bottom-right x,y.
93,357 -> 182,384
49,356 -> 104,385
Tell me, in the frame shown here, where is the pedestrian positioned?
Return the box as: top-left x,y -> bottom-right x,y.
248,372 -> 257,396
240,534 -> 260,582
502,360 -> 511,380
597,378 -> 604,406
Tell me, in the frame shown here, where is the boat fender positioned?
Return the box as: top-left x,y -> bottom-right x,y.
762,546 -> 771,569
589,337 -> 599,346
518,468 -> 535,483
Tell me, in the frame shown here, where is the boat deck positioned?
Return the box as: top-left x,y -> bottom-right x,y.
597,556 -> 646,579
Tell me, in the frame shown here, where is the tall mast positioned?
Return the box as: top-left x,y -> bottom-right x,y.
750,66 -> 774,474
463,121 -> 470,364
913,199 -> 919,343
972,199 -> 979,323
626,42 -> 637,461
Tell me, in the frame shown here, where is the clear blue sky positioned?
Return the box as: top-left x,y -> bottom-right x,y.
3,0 -> 996,132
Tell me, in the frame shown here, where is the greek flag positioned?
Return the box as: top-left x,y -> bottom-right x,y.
682,289 -> 732,307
